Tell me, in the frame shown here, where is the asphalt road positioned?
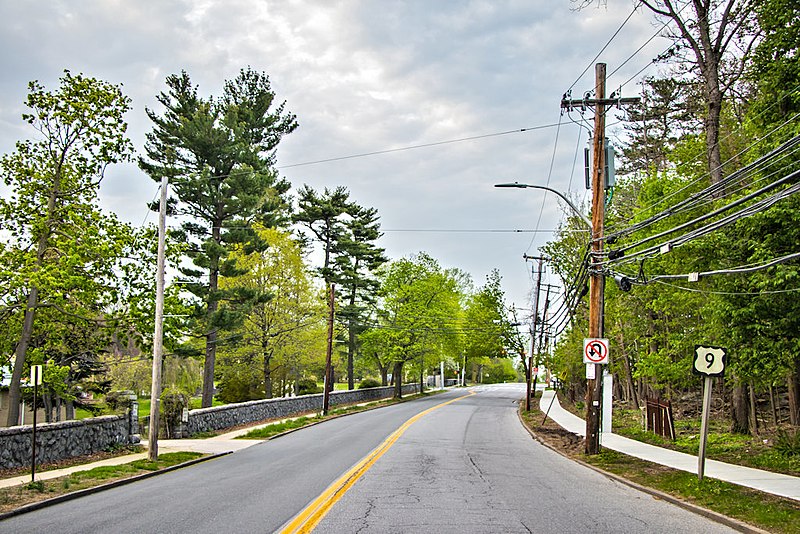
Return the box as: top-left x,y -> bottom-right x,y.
0,384 -> 736,533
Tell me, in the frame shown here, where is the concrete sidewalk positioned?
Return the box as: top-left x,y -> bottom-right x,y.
539,389 -> 800,501
0,424 -> 267,490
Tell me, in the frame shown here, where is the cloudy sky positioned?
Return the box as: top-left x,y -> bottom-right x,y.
0,0 -> 670,317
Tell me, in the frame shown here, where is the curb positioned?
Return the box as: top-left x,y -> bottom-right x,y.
516,403 -> 769,534
0,451 -> 232,521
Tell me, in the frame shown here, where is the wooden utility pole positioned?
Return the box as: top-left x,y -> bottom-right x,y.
148,176 -> 168,461
585,63 -> 607,455
322,283 -> 336,415
524,255 -> 545,411
561,64 -> 639,454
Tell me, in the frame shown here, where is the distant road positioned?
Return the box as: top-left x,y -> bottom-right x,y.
1,384 -> 734,533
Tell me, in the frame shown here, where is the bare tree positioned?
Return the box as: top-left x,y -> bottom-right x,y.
573,1 -> 761,187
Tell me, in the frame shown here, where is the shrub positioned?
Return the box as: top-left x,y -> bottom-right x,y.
358,378 -> 382,389
774,428 -> 800,457
296,378 -> 321,395
105,390 -> 136,412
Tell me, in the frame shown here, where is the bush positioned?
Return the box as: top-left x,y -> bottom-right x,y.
296,378 -> 321,395
358,378 -> 382,389
105,390 -> 136,412
775,428 -> 800,457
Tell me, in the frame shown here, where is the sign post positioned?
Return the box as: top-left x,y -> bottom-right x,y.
693,345 -> 726,482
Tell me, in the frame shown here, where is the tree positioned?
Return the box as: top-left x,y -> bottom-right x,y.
462,270 -> 512,384
575,0 -> 760,186
294,185 -> 386,389
334,205 -> 387,389
618,76 -> 703,175
0,71 -> 133,426
217,227 -> 324,400
362,254 -> 465,398
139,68 -> 297,407
638,0 -> 760,186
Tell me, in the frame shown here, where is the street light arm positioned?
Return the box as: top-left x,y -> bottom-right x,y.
494,182 -> 592,229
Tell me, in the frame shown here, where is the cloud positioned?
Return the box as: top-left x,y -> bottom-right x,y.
0,0 -> 669,311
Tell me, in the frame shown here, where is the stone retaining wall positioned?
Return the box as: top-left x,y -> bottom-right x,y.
0,413 -> 138,470
0,384 -> 420,469
185,384 -> 419,436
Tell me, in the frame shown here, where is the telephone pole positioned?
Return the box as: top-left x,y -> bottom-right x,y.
148,176 -> 168,461
523,254 -> 545,411
322,283 -> 335,415
561,63 -> 639,454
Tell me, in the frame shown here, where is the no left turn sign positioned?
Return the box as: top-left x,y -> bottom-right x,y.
583,338 -> 609,364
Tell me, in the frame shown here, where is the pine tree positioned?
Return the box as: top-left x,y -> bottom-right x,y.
139,68 -> 297,407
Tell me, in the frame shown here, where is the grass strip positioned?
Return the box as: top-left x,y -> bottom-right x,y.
583,450 -> 800,534
520,400 -> 800,534
0,452 -> 204,514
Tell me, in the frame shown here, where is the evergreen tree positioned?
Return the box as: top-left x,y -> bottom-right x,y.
334,205 -> 387,389
139,67 -> 297,407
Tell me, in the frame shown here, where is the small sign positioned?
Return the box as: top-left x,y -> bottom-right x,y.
693,345 -> 726,377
30,365 -> 43,386
583,338 -> 609,364
586,363 -> 596,380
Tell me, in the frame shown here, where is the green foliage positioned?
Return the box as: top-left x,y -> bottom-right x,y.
216,363 -> 263,403
0,71 -> 134,425
216,227 -> 325,401
104,391 -> 135,412
357,378 -> 382,389
481,358 -> 518,384
775,428 -> 800,457
296,378 -> 321,395
139,67 -> 297,407
360,253 -> 467,394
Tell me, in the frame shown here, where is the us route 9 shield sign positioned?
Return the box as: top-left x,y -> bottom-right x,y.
693,345 -> 726,377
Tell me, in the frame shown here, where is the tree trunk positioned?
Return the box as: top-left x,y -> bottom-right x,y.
731,382 -> 750,434
379,356 -> 388,386
65,400 -> 75,421
618,327 -> 639,408
7,288 -> 39,426
704,63 -> 724,188
54,396 -> 62,422
748,382 -> 758,435
43,392 -> 53,423
263,341 -> 273,399
769,385 -> 778,427
393,361 -> 403,399
347,319 -> 355,390
788,364 -> 800,426
202,327 -> 218,407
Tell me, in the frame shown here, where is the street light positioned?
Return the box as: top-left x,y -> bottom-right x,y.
495,179 -> 604,454
494,182 -> 591,229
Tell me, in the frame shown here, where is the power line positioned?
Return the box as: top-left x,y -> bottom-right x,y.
276,124 -> 560,169
647,251 -> 800,282
381,228 -> 589,234
653,280 -> 800,296
566,1 -> 643,93
606,127 -> 800,240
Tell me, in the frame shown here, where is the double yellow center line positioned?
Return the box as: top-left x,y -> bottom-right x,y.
280,390 -> 475,533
